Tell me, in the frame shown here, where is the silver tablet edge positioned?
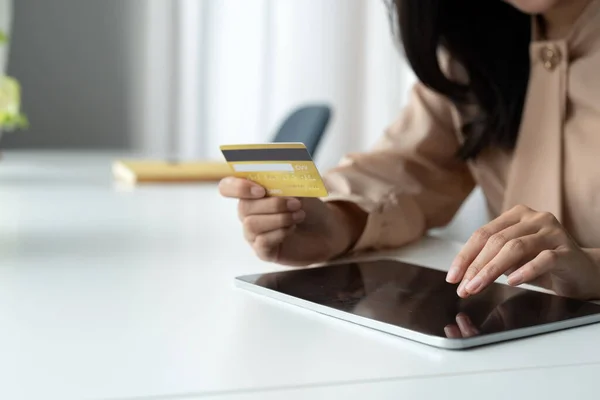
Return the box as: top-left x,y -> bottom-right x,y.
234,277 -> 600,350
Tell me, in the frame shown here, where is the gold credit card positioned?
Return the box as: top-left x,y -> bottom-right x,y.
219,143 -> 328,197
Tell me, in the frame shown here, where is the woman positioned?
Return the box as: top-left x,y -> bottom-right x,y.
219,0 -> 600,300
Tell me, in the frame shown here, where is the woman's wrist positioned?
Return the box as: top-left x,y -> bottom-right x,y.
326,201 -> 368,259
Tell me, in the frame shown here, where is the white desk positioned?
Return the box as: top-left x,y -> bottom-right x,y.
1,152 -> 599,400
194,363 -> 600,400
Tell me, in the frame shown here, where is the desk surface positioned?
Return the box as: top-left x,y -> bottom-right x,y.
1,151 -> 599,400
196,363 -> 600,400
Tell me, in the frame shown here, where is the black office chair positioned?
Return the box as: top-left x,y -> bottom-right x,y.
271,104 -> 332,157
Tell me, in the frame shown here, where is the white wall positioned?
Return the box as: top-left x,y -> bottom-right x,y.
129,0 -> 417,172
0,0 -> 11,73
3,0 -> 136,149
202,0 -> 417,171
4,0 -> 415,165
2,0 -> 486,242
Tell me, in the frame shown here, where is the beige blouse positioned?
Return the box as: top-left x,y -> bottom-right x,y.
322,0 -> 600,251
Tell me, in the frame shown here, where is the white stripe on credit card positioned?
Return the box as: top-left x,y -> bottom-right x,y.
232,163 -> 294,172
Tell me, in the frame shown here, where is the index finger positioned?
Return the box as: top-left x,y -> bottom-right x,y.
218,177 -> 266,199
446,211 -> 523,284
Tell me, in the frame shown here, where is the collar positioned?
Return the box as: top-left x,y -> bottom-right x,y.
531,0 -> 600,45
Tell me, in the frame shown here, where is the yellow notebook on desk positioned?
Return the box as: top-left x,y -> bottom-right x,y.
112,160 -> 233,184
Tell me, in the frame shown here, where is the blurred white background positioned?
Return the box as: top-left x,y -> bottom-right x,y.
4,0 -> 415,171
2,0 -> 486,241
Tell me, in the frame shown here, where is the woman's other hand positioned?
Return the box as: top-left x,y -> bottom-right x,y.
444,313 -> 480,339
218,177 -> 367,266
446,205 -> 600,300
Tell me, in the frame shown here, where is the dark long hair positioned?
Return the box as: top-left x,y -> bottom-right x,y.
391,0 -> 531,160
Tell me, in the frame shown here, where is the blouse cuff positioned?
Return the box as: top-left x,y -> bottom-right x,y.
322,192 -> 426,254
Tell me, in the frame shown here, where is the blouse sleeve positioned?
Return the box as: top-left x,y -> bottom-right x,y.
322,81 -> 475,253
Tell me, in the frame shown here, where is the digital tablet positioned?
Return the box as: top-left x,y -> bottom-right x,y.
235,259 -> 600,349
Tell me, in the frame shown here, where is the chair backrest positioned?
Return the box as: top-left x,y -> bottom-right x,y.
271,104 -> 332,157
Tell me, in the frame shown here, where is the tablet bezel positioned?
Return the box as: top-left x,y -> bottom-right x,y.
234,257 -> 600,350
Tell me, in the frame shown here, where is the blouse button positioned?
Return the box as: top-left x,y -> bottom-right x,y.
540,45 -> 562,71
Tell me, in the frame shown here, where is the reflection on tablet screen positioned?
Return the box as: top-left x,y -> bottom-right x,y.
241,260 -> 600,339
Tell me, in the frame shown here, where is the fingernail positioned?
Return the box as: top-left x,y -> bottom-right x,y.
292,210 -> 306,222
444,326 -> 453,336
507,271 -> 523,286
466,277 -> 483,294
287,198 -> 302,211
446,260 -> 462,283
251,186 -> 265,197
457,279 -> 470,297
446,267 -> 459,283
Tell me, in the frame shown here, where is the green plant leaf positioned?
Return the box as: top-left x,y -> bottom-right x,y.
0,75 -> 28,131
0,31 -> 7,45
0,113 -> 28,131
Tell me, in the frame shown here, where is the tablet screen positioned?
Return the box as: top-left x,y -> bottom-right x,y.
238,260 -> 600,341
